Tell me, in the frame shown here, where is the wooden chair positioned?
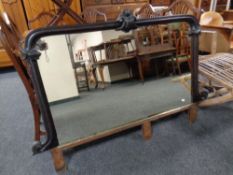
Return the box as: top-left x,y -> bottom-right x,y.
135,3 -> 159,19
163,0 -> 201,74
175,29 -> 191,74
162,0 -> 201,36
28,4 -> 107,29
200,11 -> 224,26
163,0 -> 201,19
134,4 -> 176,79
82,7 -> 107,24
174,53 -> 233,107
163,0 -> 201,41
66,36 -> 90,91
135,3 -> 167,44
134,26 -> 176,80
173,4 -> 233,106
0,13 -> 43,141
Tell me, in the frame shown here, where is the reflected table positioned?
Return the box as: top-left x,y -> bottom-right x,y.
88,37 -> 137,88
136,43 -> 176,81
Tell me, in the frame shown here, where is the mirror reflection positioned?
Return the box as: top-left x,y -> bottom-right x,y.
38,24 -> 192,145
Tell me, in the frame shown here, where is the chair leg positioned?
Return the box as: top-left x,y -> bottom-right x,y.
33,108 -> 41,141
154,60 -> 160,78
171,55 -> 176,75
30,94 -> 41,141
188,104 -> 198,124
126,62 -> 132,79
51,147 -> 66,171
177,62 -> 182,75
164,59 -> 169,76
98,66 -> 105,89
83,65 -> 90,91
188,59 -> 192,72
142,121 -> 153,140
92,68 -> 98,89
137,58 -> 144,81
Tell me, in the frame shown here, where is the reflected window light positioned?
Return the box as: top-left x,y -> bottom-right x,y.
3,12 -> 10,25
226,0 -> 231,10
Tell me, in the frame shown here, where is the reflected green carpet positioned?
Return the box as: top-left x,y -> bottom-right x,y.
51,77 -> 191,145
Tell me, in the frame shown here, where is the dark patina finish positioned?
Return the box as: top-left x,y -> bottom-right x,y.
22,11 -> 200,154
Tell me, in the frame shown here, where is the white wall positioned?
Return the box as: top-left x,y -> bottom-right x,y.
71,31 -> 111,82
71,30 -> 134,83
38,35 -> 79,103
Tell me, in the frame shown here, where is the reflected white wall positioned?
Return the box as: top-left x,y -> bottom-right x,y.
71,30 -> 133,83
71,31 -> 111,82
38,35 -> 79,103
37,31 -> 136,103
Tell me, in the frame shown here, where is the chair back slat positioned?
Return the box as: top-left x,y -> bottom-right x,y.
163,0 -> 201,20
0,13 -> 41,141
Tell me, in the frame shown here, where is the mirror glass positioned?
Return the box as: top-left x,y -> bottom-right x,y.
37,23 -> 192,145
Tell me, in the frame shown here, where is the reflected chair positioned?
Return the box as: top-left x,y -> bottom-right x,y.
163,0 -> 201,38
77,8 -> 108,89
162,0 -> 201,44
88,37 -> 136,88
134,4 -> 176,80
66,36 -> 90,91
161,0 -> 201,46
175,29 -> 191,74
134,27 -> 176,80
163,0 -> 201,74
135,3 -> 166,45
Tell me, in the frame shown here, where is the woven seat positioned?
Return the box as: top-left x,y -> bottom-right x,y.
175,53 -> 233,107
199,53 -> 233,89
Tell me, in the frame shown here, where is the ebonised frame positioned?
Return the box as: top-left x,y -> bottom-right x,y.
22,11 -> 201,154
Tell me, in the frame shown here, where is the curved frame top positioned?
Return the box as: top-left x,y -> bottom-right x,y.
22,11 -> 200,154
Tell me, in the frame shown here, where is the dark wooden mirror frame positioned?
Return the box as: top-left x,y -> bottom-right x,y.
22,11 -> 200,154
